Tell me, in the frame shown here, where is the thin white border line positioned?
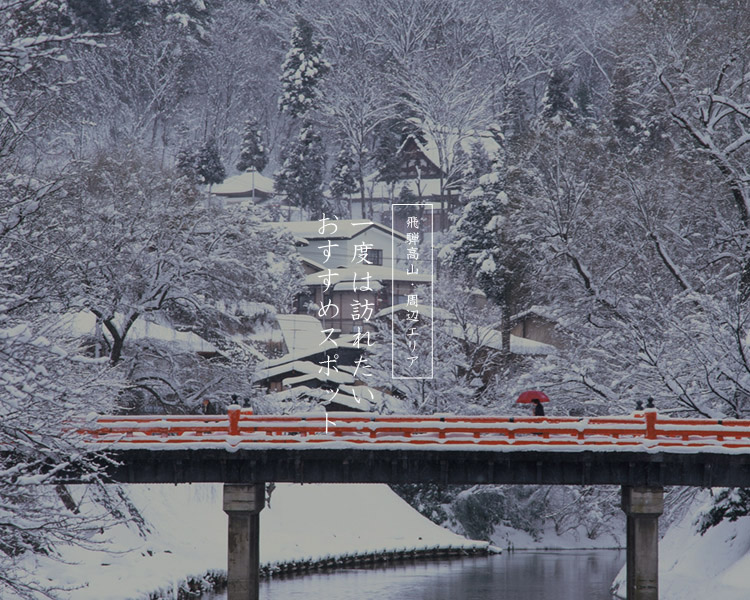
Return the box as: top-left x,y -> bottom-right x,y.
430,204 -> 434,380
391,203 -> 435,380
391,203 -> 400,379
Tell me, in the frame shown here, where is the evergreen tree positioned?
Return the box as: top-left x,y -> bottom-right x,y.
176,146 -> 199,183
275,122 -> 327,215
461,141 -> 493,196
609,62 -> 647,146
373,121 -> 404,185
441,154 -> 528,354
278,15 -> 330,117
236,116 -> 268,173
196,137 -> 226,186
329,147 -> 358,216
540,67 -> 578,127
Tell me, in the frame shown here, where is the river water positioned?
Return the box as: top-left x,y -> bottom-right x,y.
204,549 -> 624,599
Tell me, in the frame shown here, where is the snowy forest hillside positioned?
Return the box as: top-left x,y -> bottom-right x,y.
4,0 -> 750,597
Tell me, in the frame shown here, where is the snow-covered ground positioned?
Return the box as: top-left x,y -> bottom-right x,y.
612,490 -> 750,600
489,521 -> 623,551
22,484 -> 750,600
22,483 -> 486,600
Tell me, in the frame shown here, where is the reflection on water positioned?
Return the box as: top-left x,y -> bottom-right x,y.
204,549 -> 624,600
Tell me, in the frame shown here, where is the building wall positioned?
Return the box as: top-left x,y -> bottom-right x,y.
511,316 -> 566,349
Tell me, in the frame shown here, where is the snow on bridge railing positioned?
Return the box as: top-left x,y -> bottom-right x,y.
76,408 -> 750,450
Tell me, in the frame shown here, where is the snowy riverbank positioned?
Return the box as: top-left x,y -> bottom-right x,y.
22,483 -> 488,600
23,483 -> 750,600
612,490 -> 750,600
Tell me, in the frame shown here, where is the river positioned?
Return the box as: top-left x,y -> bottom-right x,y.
203,549 -> 624,599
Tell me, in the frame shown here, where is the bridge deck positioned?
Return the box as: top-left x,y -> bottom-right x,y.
64,409 -> 750,487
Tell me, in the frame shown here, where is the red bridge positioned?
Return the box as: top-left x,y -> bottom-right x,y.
74,408 -> 750,600
83,407 -> 750,450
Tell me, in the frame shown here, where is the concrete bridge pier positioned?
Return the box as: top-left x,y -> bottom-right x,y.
621,486 -> 664,600
223,483 -> 265,600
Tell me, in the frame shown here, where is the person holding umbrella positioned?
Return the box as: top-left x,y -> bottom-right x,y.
516,390 -> 550,416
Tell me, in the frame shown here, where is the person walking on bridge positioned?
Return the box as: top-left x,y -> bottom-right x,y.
531,397 -> 545,417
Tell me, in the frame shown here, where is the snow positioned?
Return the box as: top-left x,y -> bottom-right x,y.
419,129 -> 502,174
510,335 -> 557,355
491,521 -> 623,551
254,360 -> 354,385
20,483 -> 486,600
374,303 -> 454,320
612,490 -> 750,600
54,311 -> 219,354
356,175 -> 445,200
275,314 -> 326,351
446,322 -> 556,356
274,220 -> 406,242
210,171 -> 275,196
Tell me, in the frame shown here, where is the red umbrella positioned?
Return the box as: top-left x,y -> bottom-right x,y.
516,390 -> 550,404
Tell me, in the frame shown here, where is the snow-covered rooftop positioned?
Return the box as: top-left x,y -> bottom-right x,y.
447,322 -> 556,355
273,219 -> 406,241
275,314 -> 326,352
55,310 -> 219,354
373,305 -> 556,355
255,360 -> 354,385
374,303 -> 454,320
210,171 -> 275,196
356,127 -> 502,199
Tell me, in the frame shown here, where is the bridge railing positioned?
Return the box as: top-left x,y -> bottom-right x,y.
77,409 -> 750,449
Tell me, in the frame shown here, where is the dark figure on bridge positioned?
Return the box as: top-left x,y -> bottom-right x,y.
532,398 -> 545,416
201,398 -> 217,415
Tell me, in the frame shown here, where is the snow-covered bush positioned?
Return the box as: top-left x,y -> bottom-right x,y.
697,488 -> 750,535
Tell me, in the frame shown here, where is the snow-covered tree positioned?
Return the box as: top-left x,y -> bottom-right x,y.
319,64 -> 396,216
369,274 -> 507,413
441,153 -> 529,355
1,85 -> 126,600
328,147 -> 358,216
0,5 -> 142,592
176,145 -> 200,183
274,122 -> 327,215
539,66 -> 579,128
400,59 -> 491,199
196,137 -> 226,186
460,141 -> 494,197
370,311 -> 474,413
278,15 -> 330,117
54,1 -> 210,156
39,148 -> 299,369
0,309 -> 130,598
236,115 -> 268,173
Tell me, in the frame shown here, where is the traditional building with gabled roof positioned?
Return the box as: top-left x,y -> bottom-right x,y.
353,128 -> 502,231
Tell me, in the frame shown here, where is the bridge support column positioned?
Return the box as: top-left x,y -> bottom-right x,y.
223,483 -> 265,600
621,486 -> 663,600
